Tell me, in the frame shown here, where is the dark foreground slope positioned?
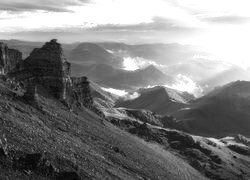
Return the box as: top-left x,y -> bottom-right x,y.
106,107 -> 250,180
0,80 -> 206,180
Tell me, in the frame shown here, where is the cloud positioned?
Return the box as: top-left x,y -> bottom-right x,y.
165,74 -> 203,97
101,87 -> 140,100
89,16 -> 200,32
101,87 -> 127,97
0,0 -> 89,12
123,57 -> 164,71
202,15 -> 250,24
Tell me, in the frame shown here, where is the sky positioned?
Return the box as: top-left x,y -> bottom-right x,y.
1,0 -> 250,66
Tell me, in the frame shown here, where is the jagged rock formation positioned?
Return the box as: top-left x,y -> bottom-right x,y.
10,39 -> 94,109
0,42 -> 22,75
20,39 -> 71,100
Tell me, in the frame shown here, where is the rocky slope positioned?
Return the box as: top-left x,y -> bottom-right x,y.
0,76 -> 209,180
1,72 -> 250,179
106,106 -> 250,180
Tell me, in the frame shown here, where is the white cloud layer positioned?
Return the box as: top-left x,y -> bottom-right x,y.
165,74 -> 203,97
101,87 -> 140,100
123,57 -> 164,71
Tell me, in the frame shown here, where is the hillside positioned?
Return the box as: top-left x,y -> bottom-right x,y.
172,81 -> 250,137
0,78 -> 211,180
116,86 -> 194,115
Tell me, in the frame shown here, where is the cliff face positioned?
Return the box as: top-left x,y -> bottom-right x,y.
14,39 -> 71,101
11,39 -> 93,109
0,43 -> 22,75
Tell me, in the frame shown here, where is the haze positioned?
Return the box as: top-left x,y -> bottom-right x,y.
1,0 -> 250,67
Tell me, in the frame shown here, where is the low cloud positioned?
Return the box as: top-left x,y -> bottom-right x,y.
101,87 -> 127,97
165,74 -> 203,97
123,57 -> 164,71
122,92 -> 140,101
102,87 -> 140,100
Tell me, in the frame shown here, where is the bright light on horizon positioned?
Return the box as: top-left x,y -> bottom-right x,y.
1,0 -> 250,68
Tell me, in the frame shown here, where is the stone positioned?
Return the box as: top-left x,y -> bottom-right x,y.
21,39 -> 71,100
10,39 -> 94,109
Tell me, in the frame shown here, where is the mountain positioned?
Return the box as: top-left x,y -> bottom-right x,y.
97,42 -> 205,66
116,86 -> 194,115
71,63 -> 120,82
0,40 -> 208,180
0,78 -> 211,180
100,65 -> 173,90
172,81 -> 250,137
71,63 -> 173,90
200,66 -> 250,93
0,39 -> 250,179
69,43 -> 123,68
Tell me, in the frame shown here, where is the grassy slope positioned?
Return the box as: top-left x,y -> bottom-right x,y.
0,81 -> 206,180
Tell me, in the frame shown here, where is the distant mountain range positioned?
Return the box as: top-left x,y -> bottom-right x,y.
69,43 -> 123,68
97,42 -> 202,66
71,63 -> 173,90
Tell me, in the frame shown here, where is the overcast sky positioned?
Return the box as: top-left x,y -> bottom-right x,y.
1,0 -> 250,66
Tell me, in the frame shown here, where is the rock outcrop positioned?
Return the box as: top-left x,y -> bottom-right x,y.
20,39 -> 71,100
0,42 -> 22,75
11,39 -> 94,109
